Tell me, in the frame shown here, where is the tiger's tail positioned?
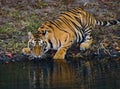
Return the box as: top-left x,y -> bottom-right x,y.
96,19 -> 120,26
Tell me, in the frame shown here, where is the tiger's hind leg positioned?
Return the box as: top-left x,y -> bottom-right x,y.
80,37 -> 93,50
80,28 -> 93,50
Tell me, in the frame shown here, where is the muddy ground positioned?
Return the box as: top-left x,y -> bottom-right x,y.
0,0 -> 120,63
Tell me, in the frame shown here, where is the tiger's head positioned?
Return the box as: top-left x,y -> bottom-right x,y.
27,21 -> 56,58
27,31 -> 48,58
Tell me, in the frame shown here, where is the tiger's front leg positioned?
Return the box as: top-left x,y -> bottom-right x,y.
53,38 -> 73,60
22,48 -> 31,55
53,47 -> 68,59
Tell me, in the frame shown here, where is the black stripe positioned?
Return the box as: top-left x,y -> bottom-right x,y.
118,19 -> 120,22
71,21 -> 82,32
47,21 -> 55,31
70,21 -> 84,42
60,16 -> 84,42
51,20 -> 69,33
63,13 -> 73,19
109,20 -> 117,25
68,18 -> 83,34
75,17 -> 83,27
82,27 -> 90,41
50,21 -> 61,30
58,17 -> 74,31
68,8 -> 79,15
43,41 -> 48,51
58,17 -> 78,38
69,8 -> 83,15
71,8 -> 79,13
96,20 -> 99,25
63,13 -> 71,16
96,20 -> 102,25
55,20 -> 69,33
68,10 -> 79,16
99,20 -> 102,25
58,40 -> 61,47
48,39 -> 53,48
102,21 -> 107,26
74,16 -> 85,34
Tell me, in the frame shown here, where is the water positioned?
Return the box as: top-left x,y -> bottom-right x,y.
0,58 -> 120,89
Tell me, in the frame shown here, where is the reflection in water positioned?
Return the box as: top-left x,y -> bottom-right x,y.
0,58 -> 120,89
29,60 -> 76,89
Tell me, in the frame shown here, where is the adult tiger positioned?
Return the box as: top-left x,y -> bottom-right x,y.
22,8 -> 120,59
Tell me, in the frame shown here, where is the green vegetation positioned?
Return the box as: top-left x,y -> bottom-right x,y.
0,6 -> 42,53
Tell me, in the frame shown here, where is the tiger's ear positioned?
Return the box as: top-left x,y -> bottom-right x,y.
28,32 -> 34,39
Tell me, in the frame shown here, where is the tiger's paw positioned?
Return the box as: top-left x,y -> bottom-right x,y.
53,55 -> 65,60
80,39 -> 93,50
53,48 -> 66,60
53,54 -> 66,63
54,59 -> 66,64
53,52 -> 66,60
22,48 -> 31,55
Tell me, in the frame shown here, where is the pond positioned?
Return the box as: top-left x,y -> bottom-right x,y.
0,57 -> 120,89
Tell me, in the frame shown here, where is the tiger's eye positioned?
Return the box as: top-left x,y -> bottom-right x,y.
29,42 -> 35,49
29,42 -> 34,46
38,40 -> 44,46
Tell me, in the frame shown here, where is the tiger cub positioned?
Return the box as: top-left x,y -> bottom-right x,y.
22,8 -> 120,59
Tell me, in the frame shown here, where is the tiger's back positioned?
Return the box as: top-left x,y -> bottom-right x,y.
49,8 -> 96,42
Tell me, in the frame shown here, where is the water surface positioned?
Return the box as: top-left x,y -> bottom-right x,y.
0,58 -> 120,89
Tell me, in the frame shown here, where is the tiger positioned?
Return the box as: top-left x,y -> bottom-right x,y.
22,8 -> 120,59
